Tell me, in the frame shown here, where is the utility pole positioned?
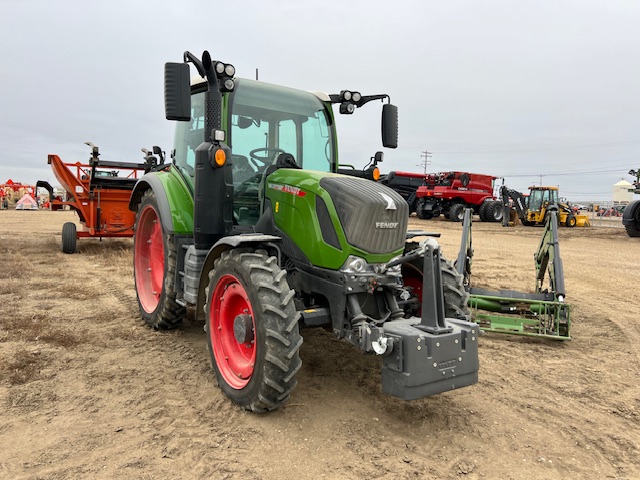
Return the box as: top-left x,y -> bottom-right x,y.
419,150 -> 432,175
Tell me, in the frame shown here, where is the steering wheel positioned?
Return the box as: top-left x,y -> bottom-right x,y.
249,147 -> 286,169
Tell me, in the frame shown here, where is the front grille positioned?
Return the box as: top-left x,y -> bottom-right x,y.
320,176 -> 408,254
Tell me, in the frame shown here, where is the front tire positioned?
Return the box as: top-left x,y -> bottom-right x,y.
488,200 -> 504,223
416,198 -> 428,220
133,190 -> 185,329
205,248 -> 303,412
448,203 -> 465,222
401,244 -> 470,320
479,201 -> 491,222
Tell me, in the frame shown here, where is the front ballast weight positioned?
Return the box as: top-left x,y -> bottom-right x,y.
346,238 -> 480,400
456,208 -> 571,340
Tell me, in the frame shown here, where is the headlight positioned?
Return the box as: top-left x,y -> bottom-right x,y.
342,90 -> 352,101
340,103 -> 356,114
222,78 -> 235,91
387,255 -> 402,274
224,64 -> 235,76
352,91 -> 361,102
341,255 -> 367,273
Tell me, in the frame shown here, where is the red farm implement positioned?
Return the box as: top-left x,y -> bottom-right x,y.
37,143 -> 164,253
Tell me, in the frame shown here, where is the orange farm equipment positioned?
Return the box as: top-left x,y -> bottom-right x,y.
37,143 -> 164,253
1,179 -> 35,204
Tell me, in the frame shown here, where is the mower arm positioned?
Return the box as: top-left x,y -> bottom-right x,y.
455,208 -> 473,286
534,210 -> 566,299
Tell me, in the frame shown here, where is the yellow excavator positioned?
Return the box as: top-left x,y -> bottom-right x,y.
501,185 -> 590,227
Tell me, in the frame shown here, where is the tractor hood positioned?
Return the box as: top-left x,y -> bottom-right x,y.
264,169 -> 409,269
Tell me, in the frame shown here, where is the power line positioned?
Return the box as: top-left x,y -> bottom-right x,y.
432,140 -> 640,155
503,166 -> 637,178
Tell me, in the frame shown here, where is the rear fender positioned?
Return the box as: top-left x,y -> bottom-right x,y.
194,234 -> 281,321
128,170 -> 194,235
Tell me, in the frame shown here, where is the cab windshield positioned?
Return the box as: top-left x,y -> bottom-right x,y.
528,189 -> 558,211
172,79 -> 334,184
229,79 -> 334,176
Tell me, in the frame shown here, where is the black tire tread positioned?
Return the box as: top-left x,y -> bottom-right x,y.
403,244 -> 470,320
625,222 -> 640,237
448,203 -> 465,222
134,190 -> 185,330
624,203 -> 640,237
61,222 -> 77,254
416,198 -> 428,220
488,200 -> 504,223
440,258 -> 471,319
204,248 -> 302,412
479,201 -> 491,222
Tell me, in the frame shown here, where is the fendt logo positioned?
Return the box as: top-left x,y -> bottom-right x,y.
268,183 -> 306,197
376,222 -> 399,229
379,192 -> 397,210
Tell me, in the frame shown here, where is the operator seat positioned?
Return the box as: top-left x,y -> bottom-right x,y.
232,154 -> 256,185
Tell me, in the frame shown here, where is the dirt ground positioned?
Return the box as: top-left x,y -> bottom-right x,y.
1,209 -> 638,480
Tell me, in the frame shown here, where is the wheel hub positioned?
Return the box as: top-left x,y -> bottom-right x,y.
233,313 -> 254,344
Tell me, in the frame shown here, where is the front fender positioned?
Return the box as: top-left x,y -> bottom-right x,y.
194,234 -> 281,321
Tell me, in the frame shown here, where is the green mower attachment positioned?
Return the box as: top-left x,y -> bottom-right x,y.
456,208 -> 571,340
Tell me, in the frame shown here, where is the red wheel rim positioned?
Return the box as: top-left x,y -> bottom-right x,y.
402,264 -> 423,316
210,274 -> 256,389
134,204 -> 165,313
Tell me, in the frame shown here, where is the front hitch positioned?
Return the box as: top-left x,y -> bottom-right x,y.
380,238 -> 480,399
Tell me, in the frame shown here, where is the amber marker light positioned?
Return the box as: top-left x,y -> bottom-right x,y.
372,167 -> 380,181
214,148 -> 226,167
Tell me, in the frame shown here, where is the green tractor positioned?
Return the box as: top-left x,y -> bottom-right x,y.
129,50 -> 479,412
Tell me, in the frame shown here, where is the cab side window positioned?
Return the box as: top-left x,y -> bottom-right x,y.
172,92 -> 205,181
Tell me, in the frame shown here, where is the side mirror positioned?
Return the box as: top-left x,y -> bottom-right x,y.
237,116 -> 253,129
164,62 -> 191,121
382,104 -> 398,149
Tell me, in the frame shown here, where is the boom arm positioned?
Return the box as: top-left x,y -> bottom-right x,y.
500,186 -> 528,226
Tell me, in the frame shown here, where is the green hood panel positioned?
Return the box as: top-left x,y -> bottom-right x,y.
265,169 -> 406,270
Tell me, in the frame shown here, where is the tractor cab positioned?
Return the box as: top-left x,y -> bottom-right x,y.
527,186 -> 559,213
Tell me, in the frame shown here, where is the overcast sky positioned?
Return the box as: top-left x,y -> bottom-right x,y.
1,0 -> 638,202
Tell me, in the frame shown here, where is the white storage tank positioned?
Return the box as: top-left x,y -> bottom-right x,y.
613,179 -> 633,203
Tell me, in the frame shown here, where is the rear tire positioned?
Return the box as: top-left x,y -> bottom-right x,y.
448,203 -> 465,222
133,190 -> 185,329
205,248 -> 302,412
61,222 -> 77,254
401,244 -> 470,320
